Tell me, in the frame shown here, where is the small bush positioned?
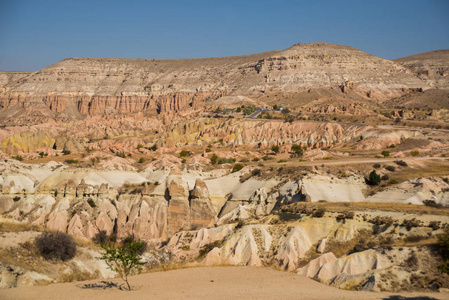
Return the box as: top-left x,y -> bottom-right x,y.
39,152 -> 48,158
136,144 -> 144,149
138,157 -> 145,164
388,179 -> 399,185
373,163 -> 381,169
381,174 -> 390,181
149,144 -> 158,151
410,150 -> 420,157
271,145 -> 280,154
65,159 -> 79,164
232,163 -> 244,173
385,165 -> 396,172
87,198 -> 96,208
12,155 -> 23,161
381,150 -> 390,157
252,158 -> 260,162
62,150 -> 71,155
92,230 -> 115,244
179,150 -> 191,157
235,219 -> 245,229
394,160 -> 408,167
312,208 -> 326,218
181,158 -> 187,164
116,152 -> 126,158
291,144 -> 304,157
218,157 -> 236,164
13,196 -> 21,202
210,153 -> 218,164
423,199 -> 442,208
35,231 -> 77,261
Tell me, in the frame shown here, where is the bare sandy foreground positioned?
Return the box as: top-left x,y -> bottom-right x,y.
1,267 -> 446,300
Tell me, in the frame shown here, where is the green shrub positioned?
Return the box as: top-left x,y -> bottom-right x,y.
181,158 -> 187,164
87,198 -> 96,208
366,170 -> 381,186
65,159 -> 79,164
232,163 -> 244,173
291,144 -> 303,157
136,144 -> 144,149
210,153 -> 218,164
62,149 -> 71,155
116,152 -> 126,158
39,152 -> 48,158
381,150 -> 390,157
394,160 -> 408,167
242,105 -> 256,115
218,157 -> 236,164
179,150 -> 191,157
410,150 -> 420,157
385,165 -> 396,172
149,144 -> 158,151
271,145 -> 280,154
13,196 -> 21,202
252,157 -> 260,162
373,163 -> 381,169
35,231 -> 77,261
138,157 -> 145,164
12,155 -> 23,161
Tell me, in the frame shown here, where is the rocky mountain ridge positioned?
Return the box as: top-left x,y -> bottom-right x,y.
0,43 -> 433,118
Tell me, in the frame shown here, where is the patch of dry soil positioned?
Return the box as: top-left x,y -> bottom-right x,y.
2,267 -> 447,300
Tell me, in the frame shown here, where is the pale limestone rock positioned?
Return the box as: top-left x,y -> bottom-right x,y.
317,249 -> 392,283
67,214 -> 85,239
190,178 -> 215,229
96,211 -> 114,235
297,252 -> 337,278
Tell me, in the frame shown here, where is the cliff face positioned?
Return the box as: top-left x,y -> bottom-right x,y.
395,49 -> 449,89
0,43 -> 431,117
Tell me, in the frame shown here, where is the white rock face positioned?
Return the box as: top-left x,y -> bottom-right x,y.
202,225 -> 272,267
316,249 -> 391,283
297,252 -> 337,278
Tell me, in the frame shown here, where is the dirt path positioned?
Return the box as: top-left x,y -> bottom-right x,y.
2,266 -> 447,300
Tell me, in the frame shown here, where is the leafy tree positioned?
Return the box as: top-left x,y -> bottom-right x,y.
98,238 -> 146,291
242,105 -> 256,115
366,170 -> 381,186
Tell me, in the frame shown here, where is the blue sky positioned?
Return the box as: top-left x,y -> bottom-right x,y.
1,0 -> 448,71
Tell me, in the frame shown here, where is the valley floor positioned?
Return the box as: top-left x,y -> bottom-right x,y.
1,266 -> 447,300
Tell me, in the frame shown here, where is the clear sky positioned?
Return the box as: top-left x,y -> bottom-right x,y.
1,0 -> 448,71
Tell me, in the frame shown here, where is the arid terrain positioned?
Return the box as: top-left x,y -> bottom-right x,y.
1,42 -> 449,298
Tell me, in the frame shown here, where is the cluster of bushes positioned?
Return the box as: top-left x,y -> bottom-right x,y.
210,153 -> 236,165
116,152 -> 126,158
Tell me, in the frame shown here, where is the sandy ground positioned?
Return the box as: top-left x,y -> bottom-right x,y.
2,267 -> 447,300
